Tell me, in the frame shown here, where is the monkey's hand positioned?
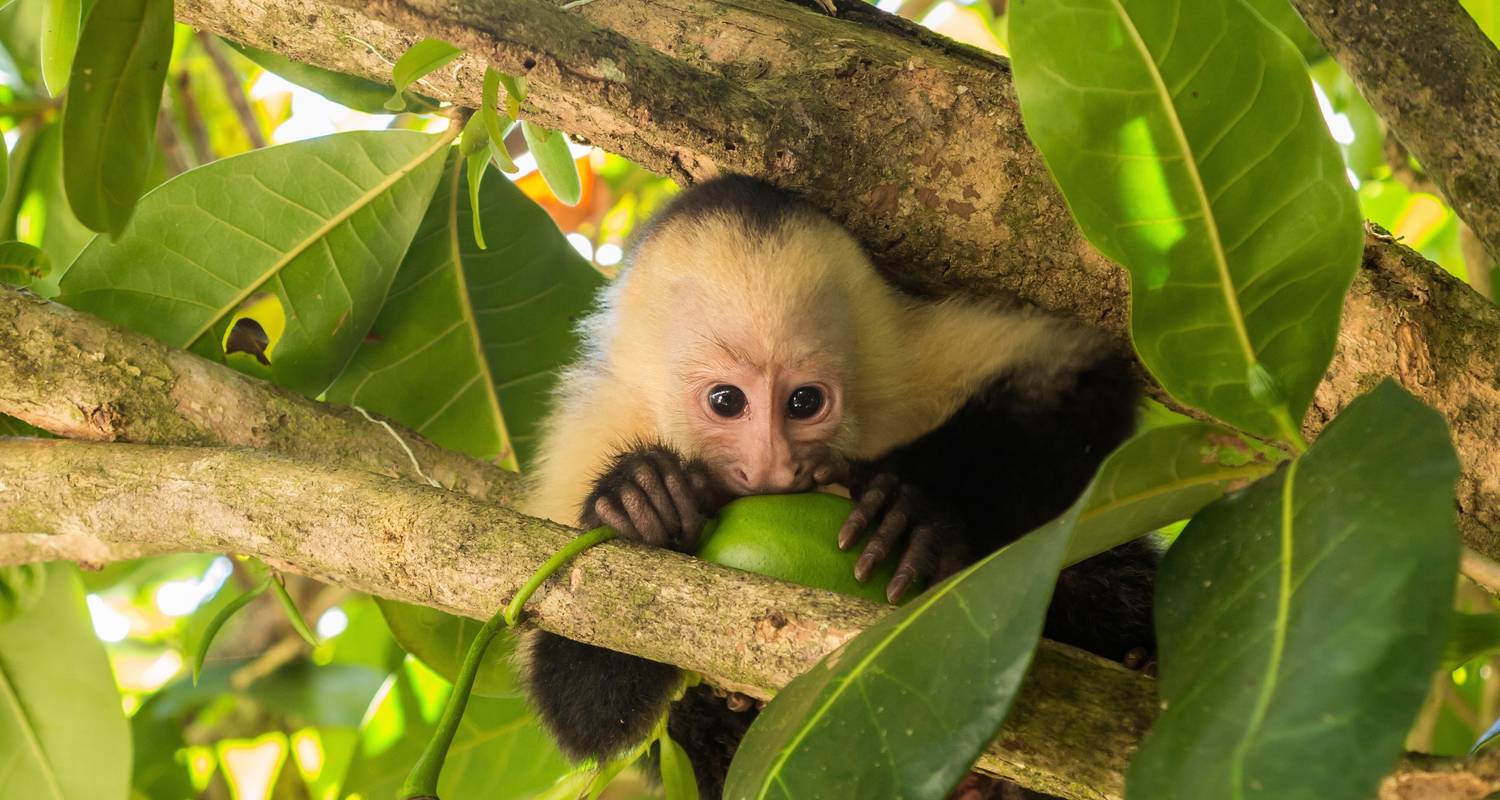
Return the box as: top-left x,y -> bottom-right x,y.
836,470 -> 965,604
580,443 -> 721,551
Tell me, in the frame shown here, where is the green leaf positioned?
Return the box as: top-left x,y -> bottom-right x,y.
374,597 -> 520,698
58,129 -> 453,396
1444,611 -> 1500,669
224,39 -> 437,115
325,155 -> 602,468
0,240 -> 46,286
724,506 -> 1076,799
659,728 -> 701,800
0,563 -> 130,800
1010,0 -> 1363,440
269,573 -> 319,647
1127,381 -> 1460,800
387,37 -> 462,111
245,661 -> 389,729
466,147 -> 489,249
498,72 -> 527,119
1068,421 -> 1278,564
39,0 -> 78,94
341,657 -> 570,798
1241,0 -> 1322,61
522,121 -> 582,206
12,123 -> 93,298
482,68 -> 518,172
192,577 -> 269,684
61,0 -> 172,236
0,562 -> 46,622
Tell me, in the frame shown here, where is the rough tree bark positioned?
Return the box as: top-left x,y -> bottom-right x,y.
173,0 -> 1500,556
3,438 -> 1496,800
1289,0 -> 1500,265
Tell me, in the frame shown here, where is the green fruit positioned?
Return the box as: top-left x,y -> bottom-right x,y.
696,493 -> 904,605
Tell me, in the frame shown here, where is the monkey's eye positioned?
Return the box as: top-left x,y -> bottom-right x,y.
787,386 -> 825,420
708,385 -> 747,418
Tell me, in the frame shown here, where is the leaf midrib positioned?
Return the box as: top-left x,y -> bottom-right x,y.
182,127 -> 459,348
444,160 -> 516,470
1227,459 -> 1297,797
1107,0 -> 1258,366
0,656 -> 67,800
750,524 -> 1064,798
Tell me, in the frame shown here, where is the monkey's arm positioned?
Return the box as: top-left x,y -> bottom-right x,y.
839,348 -> 1156,658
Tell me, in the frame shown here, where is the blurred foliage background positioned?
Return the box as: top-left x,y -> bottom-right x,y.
0,0 -> 1496,797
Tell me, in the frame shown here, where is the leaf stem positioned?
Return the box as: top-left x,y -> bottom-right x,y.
400,526 -> 617,799
505,527 -> 616,626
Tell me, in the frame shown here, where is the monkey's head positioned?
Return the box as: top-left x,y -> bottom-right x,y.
606,200 -> 884,496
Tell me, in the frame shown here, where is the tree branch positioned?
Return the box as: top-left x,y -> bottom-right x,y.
0,286 -> 520,506
0,438 -> 1149,800
1289,0 -> 1500,264
2,439 -> 1496,799
170,0 -> 1500,552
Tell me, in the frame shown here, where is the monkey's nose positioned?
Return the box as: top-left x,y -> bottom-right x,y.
734,463 -> 810,494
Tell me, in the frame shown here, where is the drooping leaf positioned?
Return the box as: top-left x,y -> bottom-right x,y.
341,657 -> 570,799
1068,421 -> 1278,564
374,597 -> 520,698
1010,0 -> 1363,441
482,68 -> 519,172
498,71 -> 527,119
0,562 -> 46,622
522,121 -> 582,207
224,39 -> 437,115
387,37 -> 462,111
192,577 -> 270,684
38,0 -> 78,94
724,505 -> 1076,799
0,563 -> 130,800
1127,381 -> 1459,800
269,572 -> 320,647
659,728 -> 701,800
325,155 -> 602,468
61,0 -> 172,236
58,130 -> 453,396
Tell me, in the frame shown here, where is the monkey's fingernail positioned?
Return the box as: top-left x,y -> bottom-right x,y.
855,553 -> 877,580
838,524 -> 858,550
887,575 -> 910,603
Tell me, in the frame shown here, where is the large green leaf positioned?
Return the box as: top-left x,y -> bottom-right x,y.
61,0 -> 171,236
375,596 -> 521,698
723,506 -> 1074,799
1127,381 -> 1459,800
326,157 -> 602,468
0,563 -> 130,800
58,130 -> 453,396
341,657 -> 570,799
1010,0 -> 1363,440
1068,421 -> 1277,564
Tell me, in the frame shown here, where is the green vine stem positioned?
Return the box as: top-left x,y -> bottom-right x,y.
400,526 -> 618,799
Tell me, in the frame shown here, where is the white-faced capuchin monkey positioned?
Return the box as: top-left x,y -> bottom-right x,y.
521,175 -> 1156,798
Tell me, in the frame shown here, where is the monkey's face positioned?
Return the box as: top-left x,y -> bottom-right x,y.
675,352 -> 848,497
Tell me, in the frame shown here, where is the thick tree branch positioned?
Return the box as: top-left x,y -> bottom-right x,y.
0,286 -> 520,505
1289,0 -> 1500,264
1,440 -> 1496,799
171,0 -> 1500,551
0,438 -> 1150,800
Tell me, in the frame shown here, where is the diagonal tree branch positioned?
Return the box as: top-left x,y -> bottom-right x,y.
1288,0 -> 1500,265
1,439 -> 1497,799
171,0 -> 1500,553
0,286 -> 520,505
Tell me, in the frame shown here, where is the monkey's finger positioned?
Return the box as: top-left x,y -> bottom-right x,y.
811,453 -> 851,487
591,496 -> 639,541
887,523 -> 938,603
629,461 -> 681,536
855,491 -> 911,581
839,473 -> 899,550
617,484 -> 669,547
660,468 -> 708,549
